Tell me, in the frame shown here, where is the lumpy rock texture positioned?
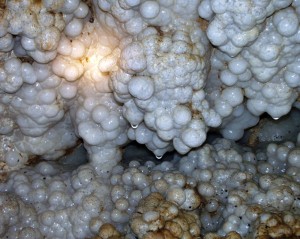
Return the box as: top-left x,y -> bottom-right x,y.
0,0 -> 299,172
0,0 -> 300,238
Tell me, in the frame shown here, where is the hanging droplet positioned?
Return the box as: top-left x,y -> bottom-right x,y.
272,117 -> 279,120
155,155 -> 163,160
131,124 -> 139,129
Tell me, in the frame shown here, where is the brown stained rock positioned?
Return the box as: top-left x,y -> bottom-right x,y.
0,161 -> 8,172
143,231 -> 165,239
130,192 -> 201,239
0,0 -> 5,9
204,231 -> 242,239
0,172 -> 8,183
172,215 -> 189,232
165,221 -> 183,238
143,229 -> 177,239
253,212 -> 300,239
198,18 -> 209,31
137,192 -> 164,213
181,188 -> 203,211
268,225 -> 293,238
157,201 -> 179,221
31,0 -> 42,5
94,223 -> 123,239
161,229 -> 176,239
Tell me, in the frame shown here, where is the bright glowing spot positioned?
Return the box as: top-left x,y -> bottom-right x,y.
98,48 -> 121,73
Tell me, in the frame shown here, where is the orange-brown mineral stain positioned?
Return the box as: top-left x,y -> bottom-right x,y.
31,0 -> 41,5
198,18 -> 209,31
0,0 -> 5,10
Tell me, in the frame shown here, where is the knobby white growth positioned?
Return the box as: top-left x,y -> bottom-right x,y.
0,0 -> 299,238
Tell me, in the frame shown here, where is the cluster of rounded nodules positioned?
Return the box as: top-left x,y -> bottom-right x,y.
130,192 -> 202,238
0,136 -> 299,238
0,0 -> 299,172
0,0 -> 300,238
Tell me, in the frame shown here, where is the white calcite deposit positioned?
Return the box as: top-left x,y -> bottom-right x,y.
0,0 -> 299,238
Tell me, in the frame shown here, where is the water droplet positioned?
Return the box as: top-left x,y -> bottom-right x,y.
131,124 -> 139,129
155,155 -> 163,160
273,117 -> 279,120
